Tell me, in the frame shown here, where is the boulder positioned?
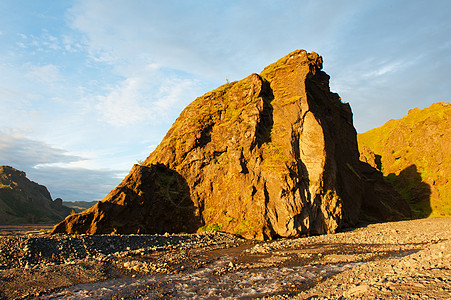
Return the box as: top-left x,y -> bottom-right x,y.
52,50 -> 411,239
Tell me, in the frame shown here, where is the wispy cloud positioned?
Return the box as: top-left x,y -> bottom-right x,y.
153,77 -> 200,116
14,30 -> 86,57
95,77 -> 150,126
91,53 -> 201,126
25,64 -> 62,83
363,61 -> 403,78
70,1 -> 347,80
61,35 -> 84,53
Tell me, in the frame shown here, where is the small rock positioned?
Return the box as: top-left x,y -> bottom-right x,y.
344,284 -> 369,297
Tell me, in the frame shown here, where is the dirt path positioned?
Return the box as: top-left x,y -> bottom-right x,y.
0,218 -> 449,299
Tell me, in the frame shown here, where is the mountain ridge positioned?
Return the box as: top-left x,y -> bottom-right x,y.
0,165 -> 72,224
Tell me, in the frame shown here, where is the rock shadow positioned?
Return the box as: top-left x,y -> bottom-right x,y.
385,164 -> 432,218
52,163 -> 202,235
255,77 -> 274,146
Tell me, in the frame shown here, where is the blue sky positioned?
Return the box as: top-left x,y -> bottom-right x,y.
0,0 -> 450,202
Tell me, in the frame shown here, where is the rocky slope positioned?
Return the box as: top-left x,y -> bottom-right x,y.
0,166 -> 72,224
358,102 -> 451,218
52,49 -> 411,239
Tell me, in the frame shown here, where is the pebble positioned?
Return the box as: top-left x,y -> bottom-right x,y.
344,284 -> 369,297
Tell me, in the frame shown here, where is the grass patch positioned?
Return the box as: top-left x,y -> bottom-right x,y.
198,223 -> 223,232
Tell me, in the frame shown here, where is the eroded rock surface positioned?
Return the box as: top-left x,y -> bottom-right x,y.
52,50 -> 410,239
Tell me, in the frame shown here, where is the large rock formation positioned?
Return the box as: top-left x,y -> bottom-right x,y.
52,50 -> 411,239
358,102 -> 451,218
0,166 -> 72,224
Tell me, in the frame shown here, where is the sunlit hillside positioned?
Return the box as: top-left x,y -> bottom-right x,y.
358,102 -> 451,218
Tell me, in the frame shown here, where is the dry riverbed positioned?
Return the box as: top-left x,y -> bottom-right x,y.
0,218 -> 449,299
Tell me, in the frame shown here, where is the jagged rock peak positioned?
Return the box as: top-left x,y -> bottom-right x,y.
0,165 -> 72,224
0,165 -> 51,200
52,50 -> 411,239
260,50 -> 323,77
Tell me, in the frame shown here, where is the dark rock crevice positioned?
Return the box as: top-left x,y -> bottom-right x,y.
254,77 -> 274,148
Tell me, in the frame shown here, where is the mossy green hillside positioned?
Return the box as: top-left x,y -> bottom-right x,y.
358,102 -> 451,218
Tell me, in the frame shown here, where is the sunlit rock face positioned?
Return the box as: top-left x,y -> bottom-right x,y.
52,50 -> 410,239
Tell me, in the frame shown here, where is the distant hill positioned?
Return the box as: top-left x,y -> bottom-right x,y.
358,102 -> 451,218
64,201 -> 97,213
0,166 -> 72,224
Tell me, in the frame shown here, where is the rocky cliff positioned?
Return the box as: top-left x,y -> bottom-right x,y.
0,166 -> 72,224
358,102 -> 451,218
52,50 -> 411,239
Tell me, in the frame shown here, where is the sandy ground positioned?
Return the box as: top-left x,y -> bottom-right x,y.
0,218 -> 449,299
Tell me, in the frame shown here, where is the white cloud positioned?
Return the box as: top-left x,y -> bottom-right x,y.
0,86 -> 29,102
93,57 -> 200,127
95,75 -> 199,127
95,77 -> 150,126
25,64 -> 62,84
153,77 -> 200,115
61,35 -> 84,53
14,30 -> 80,56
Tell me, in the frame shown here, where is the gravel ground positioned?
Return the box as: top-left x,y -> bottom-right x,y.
0,218 -> 449,299
262,217 -> 451,300
0,231 -> 242,299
